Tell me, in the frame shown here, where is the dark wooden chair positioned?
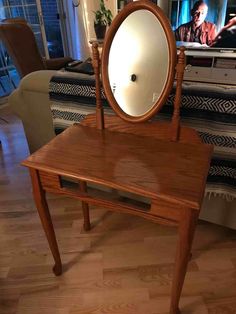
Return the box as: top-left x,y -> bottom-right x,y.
0,18 -> 73,78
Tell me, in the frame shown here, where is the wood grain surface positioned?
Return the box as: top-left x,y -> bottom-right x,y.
22,124 -> 212,209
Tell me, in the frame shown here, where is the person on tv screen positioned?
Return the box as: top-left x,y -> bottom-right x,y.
175,0 -> 217,46
211,17 -> 236,48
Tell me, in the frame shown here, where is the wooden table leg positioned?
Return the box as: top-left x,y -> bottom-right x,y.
29,168 -> 62,276
79,181 -> 91,231
169,208 -> 198,314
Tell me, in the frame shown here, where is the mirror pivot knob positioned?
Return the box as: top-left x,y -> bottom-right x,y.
130,74 -> 137,82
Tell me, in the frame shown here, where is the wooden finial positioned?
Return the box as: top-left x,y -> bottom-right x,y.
92,42 -> 104,130
171,46 -> 185,142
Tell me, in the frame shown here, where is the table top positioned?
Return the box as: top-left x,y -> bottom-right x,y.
22,124 -> 213,209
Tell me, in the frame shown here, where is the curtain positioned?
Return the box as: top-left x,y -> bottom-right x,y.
63,0 -> 116,60
205,0 -> 228,33
179,0 -> 191,26
63,0 -> 91,60
74,1 -> 91,59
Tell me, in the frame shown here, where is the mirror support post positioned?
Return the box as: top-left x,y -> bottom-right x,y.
171,47 -> 185,142
92,42 -> 104,130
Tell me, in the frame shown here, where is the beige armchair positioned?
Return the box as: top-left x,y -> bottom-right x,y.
0,19 -> 73,78
9,70 -> 56,153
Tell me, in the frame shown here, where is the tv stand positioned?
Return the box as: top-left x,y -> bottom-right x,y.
183,50 -> 236,85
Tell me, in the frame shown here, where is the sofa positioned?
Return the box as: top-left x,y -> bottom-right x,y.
9,70 -> 236,230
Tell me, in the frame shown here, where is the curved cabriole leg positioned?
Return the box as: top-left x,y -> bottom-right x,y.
53,263 -> 62,276
79,181 -> 91,231
29,168 -> 62,276
170,208 -> 198,314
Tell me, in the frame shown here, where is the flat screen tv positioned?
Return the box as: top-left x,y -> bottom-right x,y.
169,0 -> 236,51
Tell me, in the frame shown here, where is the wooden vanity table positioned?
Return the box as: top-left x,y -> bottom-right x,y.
22,2 -> 213,313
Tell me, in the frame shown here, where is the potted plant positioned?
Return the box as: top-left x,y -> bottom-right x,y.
94,0 -> 113,40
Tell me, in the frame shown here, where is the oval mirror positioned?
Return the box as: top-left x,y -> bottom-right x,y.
102,1 -> 177,122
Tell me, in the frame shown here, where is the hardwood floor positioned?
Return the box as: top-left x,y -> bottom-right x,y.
1,105 -> 236,314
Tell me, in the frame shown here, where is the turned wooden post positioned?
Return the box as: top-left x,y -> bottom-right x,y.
92,42 -> 104,130
171,47 -> 186,142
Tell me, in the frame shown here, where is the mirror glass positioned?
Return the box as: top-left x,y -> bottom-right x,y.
108,9 -> 169,117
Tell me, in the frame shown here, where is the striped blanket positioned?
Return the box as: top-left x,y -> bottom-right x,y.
49,71 -> 236,200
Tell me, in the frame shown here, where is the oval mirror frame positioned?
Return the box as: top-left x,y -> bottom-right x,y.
101,0 -> 177,123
